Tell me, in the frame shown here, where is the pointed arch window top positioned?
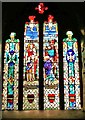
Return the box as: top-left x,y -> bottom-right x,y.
48,15 -> 54,22
29,16 -> 36,22
25,16 -> 38,25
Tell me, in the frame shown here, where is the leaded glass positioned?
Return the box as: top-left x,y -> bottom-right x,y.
23,16 -> 39,110
2,32 -> 19,110
63,31 -> 81,109
43,15 -> 59,110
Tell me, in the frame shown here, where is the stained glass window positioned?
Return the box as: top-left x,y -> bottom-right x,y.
43,15 -> 59,110
23,16 -> 39,110
63,31 -> 81,110
2,32 -> 19,110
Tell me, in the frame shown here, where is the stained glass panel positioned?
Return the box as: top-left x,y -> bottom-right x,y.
63,31 -> 81,109
43,15 -> 59,110
23,16 -> 39,110
2,32 -> 19,110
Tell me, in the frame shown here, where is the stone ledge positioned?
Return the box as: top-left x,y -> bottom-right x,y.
2,110 -> 85,119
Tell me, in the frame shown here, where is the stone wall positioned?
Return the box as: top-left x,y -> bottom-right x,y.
81,40 -> 85,111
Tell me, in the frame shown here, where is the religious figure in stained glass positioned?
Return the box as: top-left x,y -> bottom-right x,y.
2,32 -> 19,110
43,15 -> 59,110
23,16 -> 39,110
63,31 -> 81,109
